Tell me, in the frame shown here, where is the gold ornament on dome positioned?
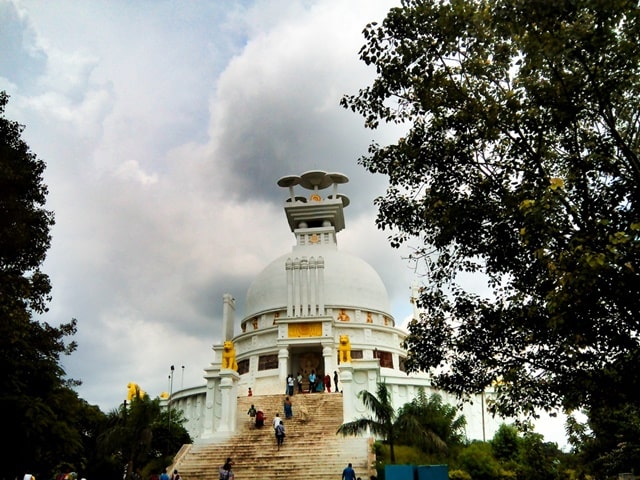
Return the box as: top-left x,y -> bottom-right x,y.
367,312 -> 373,323
252,318 -> 258,330
288,322 -> 322,337
309,193 -> 322,202
337,309 -> 350,321
310,233 -> 320,244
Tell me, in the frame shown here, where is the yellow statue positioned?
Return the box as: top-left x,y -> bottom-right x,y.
222,340 -> 238,370
338,335 -> 352,363
126,382 -> 145,401
160,392 -> 169,399
337,309 -> 350,321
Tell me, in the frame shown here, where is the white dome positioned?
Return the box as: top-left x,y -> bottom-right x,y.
244,248 -> 392,319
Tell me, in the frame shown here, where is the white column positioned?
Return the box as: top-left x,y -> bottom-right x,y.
309,257 -> 317,316
218,371 -> 239,432
279,348 -> 289,392
286,258 -> 293,317
301,257 -> 309,316
293,258 -> 301,317
340,365 -> 355,421
322,345 -> 333,389
317,256 -> 325,315
222,294 -> 235,341
201,364 -> 220,439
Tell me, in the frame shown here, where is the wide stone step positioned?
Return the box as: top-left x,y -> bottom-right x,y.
173,393 -> 373,480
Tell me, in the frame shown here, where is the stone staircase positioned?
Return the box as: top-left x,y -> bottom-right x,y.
171,393 -> 374,480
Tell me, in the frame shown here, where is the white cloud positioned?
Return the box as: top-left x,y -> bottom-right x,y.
0,0 -> 569,447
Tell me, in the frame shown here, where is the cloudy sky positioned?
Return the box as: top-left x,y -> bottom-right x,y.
1,0 -> 568,447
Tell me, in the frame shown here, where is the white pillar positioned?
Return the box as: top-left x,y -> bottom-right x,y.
322,345 -> 333,389
201,364 -> 220,439
222,294 -> 235,341
309,257 -> 317,316
340,365 -> 355,421
286,258 -> 293,317
317,256 -> 325,315
218,371 -> 239,432
293,258 -> 301,317
279,348 -> 289,392
301,257 -> 309,316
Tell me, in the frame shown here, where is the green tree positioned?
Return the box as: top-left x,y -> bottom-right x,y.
567,403 -> 640,477
97,391 -> 190,480
490,424 -> 521,463
516,432 -> 561,480
342,0 -> 640,421
337,382 -> 454,463
337,382 -> 403,463
396,389 -> 466,454
0,91 -> 81,480
456,442 -> 502,480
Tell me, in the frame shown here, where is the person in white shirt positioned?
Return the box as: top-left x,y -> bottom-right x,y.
272,412 -> 281,430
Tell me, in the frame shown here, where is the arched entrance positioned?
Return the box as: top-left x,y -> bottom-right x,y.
290,346 -> 324,393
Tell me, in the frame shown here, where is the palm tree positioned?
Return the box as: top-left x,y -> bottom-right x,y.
396,389 -> 466,453
337,383 -> 458,463
98,391 -> 156,480
336,382 -> 402,462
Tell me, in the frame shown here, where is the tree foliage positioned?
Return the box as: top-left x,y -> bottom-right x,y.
0,91 -> 83,480
456,442 -> 503,480
337,382 -> 402,463
490,424 -> 520,463
567,403 -> 640,477
343,0 -> 640,419
396,389 -> 466,453
97,392 -> 191,480
337,383 -> 462,463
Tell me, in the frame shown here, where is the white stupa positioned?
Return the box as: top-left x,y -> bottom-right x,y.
166,170 -> 502,443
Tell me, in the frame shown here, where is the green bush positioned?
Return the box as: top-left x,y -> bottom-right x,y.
373,441 -> 451,466
448,469 -> 471,480
457,442 -> 502,480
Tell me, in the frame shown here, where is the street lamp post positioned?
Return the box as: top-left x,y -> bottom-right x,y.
168,365 -> 175,446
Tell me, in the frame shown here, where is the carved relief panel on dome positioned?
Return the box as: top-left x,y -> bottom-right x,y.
252,317 -> 259,330
288,322 -> 322,338
366,312 -> 373,323
337,309 -> 350,321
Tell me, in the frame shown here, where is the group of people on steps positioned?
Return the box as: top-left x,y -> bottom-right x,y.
285,370 -> 340,394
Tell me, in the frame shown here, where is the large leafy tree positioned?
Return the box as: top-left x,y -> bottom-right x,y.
343,0 -> 640,419
566,403 -> 640,477
0,91 -> 81,479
